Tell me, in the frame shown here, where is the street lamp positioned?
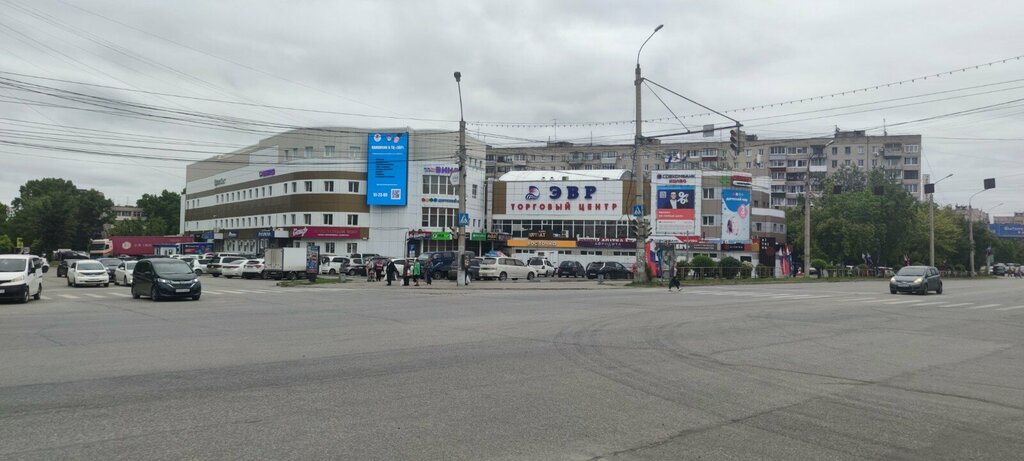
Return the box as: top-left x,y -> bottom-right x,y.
454,71 -> 468,287
926,173 -> 953,266
967,178 -> 996,277
633,24 -> 663,283
803,140 -> 833,277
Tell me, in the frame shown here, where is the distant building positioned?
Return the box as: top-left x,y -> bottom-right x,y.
113,205 -> 145,221
953,205 -> 990,223
993,212 -> 1024,225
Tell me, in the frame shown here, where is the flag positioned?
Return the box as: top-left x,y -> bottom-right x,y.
780,246 -> 791,277
786,245 -> 795,276
645,241 -> 660,277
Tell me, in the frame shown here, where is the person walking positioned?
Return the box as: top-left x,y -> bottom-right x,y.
385,259 -> 398,286
412,259 -> 421,286
668,264 -> 681,292
402,260 -> 411,286
424,256 -> 433,285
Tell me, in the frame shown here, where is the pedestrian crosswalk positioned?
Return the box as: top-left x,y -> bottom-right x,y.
40,286 -> 360,301
682,289 -> 1022,312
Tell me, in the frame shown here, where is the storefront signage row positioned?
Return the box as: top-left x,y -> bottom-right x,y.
576,237 -> 636,249
290,226 -> 361,239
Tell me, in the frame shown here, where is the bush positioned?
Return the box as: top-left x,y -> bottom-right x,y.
690,255 -> 716,278
719,257 -> 742,279
675,260 -> 690,280
740,261 -> 753,279
954,264 -> 966,272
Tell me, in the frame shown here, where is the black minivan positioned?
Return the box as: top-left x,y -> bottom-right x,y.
131,258 -> 202,301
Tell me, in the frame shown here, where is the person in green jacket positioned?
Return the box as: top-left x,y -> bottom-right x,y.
412,259 -> 421,286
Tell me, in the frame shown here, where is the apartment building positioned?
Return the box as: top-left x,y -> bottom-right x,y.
487,130 -> 923,208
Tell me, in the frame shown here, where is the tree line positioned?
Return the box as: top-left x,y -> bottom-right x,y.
0,178 -> 181,257
786,167 -> 1023,271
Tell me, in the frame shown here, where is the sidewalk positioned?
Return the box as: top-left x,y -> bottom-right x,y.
310,277 -> 633,290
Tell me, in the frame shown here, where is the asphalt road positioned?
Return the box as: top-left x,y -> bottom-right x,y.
1,273 -> 1023,460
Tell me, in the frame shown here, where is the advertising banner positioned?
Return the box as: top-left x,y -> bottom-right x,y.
651,171 -> 701,236
501,181 -> 624,220
720,188 -> 751,243
306,246 -> 320,274
366,132 -> 408,206
989,223 -> 1024,238
290,227 -> 361,239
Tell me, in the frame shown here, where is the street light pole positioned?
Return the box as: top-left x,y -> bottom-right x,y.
803,140 -> 832,278
927,173 -> 952,266
454,71 -> 467,287
633,24 -> 662,283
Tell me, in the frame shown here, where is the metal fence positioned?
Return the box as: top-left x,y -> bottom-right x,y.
666,266 -> 977,281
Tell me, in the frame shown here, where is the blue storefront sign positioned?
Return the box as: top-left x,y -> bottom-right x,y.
990,223 -> 1024,238
366,132 -> 409,206
256,229 -> 274,239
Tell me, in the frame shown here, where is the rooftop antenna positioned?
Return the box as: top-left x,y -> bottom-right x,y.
883,118 -> 887,136
552,118 -> 557,141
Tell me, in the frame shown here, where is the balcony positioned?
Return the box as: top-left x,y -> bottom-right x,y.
809,165 -> 828,173
786,166 -> 808,173
881,150 -> 902,158
768,153 -> 786,161
771,178 -> 786,186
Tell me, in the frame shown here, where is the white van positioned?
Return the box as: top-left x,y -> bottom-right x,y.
0,254 -> 44,303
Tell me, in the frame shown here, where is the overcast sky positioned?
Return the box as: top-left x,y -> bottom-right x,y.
1,0 -> 1022,218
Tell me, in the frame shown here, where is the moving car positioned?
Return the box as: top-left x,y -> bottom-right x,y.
114,260 -> 138,286
478,257 -> 536,281
205,256 -> 246,277
98,257 -> 123,282
0,254 -> 43,303
56,256 -> 87,278
67,259 -> 110,287
527,257 -> 556,277
890,265 -> 942,295
241,259 -> 266,279
131,258 -> 202,301
556,260 -> 585,278
586,261 -> 633,280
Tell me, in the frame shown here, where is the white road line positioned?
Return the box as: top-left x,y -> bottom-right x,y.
109,292 -> 131,297
58,294 -> 79,299
996,305 -> 1024,311
218,290 -> 244,294
938,302 -> 972,308
201,290 -> 222,294
966,304 -> 1002,310
910,301 -> 944,306
884,299 -> 920,305
82,293 -> 106,299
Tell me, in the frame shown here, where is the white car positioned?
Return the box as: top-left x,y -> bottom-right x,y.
220,259 -> 246,278
526,257 -> 555,277
320,256 -> 352,275
241,259 -> 265,279
478,257 -> 537,281
0,254 -> 44,303
114,260 -> 138,286
67,259 -> 110,287
192,258 -> 210,275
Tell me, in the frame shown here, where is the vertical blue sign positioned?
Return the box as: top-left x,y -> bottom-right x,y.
367,132 -> 409,206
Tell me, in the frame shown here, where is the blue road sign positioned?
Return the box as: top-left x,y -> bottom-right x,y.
632,205 -> 644,217
458,213 -> 470,227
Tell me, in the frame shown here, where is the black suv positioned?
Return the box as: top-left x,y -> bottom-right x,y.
56,257 -> 87,278
557,260 -> 585,278
132,258 -> 202,301
586,261 -> 633,280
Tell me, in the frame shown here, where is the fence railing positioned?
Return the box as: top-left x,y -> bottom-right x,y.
663,266 -> 978,281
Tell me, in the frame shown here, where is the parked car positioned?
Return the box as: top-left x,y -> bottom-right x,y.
131,258 -> 201,301
320,256 -> 352,275
56,257 -> 87,278
241,259 -> 266,279
467,257 -> 482,281
556,260 -> 585,278
192,258 -> 210,275
586,261 -> 633,280
890,265 -> 942,295
97,257 -> 123,282
527,257 -> 556,277
417,251 -> 475,281
0,254 -> 44,303
478,257 -> 536,281
114,260 -> 138,286
220,259 -> 247,278
205,256 -> 246,277
67,259 -> 110,287
990,263 -> 1007,276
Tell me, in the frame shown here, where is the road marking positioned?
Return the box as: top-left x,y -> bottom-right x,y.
58,294 -> 79,299
218,290 -> 244,294
910,301 -> 944,306
938,302 -> 972,308
966,304 -> 1001,310
202,290 -> 222,294
82,293 -> 106,298
109,292 -> 131,297
884,299 -> 921,305
996,305 -> 1024,311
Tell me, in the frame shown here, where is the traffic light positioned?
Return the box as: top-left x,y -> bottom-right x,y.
633,218 -> 651,239
729,128 -> 740,154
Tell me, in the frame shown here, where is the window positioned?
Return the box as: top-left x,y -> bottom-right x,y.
325,145 -> 335,157
858,159 -> 864,166
347,243 -> 358,254
905,144 -> 920,153
324,181 -> 334,192
904,184 -> 919,193
755,222 -> 763,232
303,214 -> 312,225
268,186 -> 273,196
702,188 -> 715,199
421,207 -> 456,228
702,215 -> 716,226
858,146 -> 865,155
872,159 -> 878,167
304,181 -> 313,192
844,146 -> 851,155
323,214 -> 333,225
290,214 -> 296,225
304,146 -> 313,158
831,147 -> 838,155
347,214 -> 358,226
904,156 -> 919,165
844,160 -> 851,166
325,242 -> 335,253
291,182 -> 297,193
422,175 -> 455,195
348,181 -> 359,193
769,146 -> 786,154
831,160 -> 838,168
284,183 -> 289,193
471,184 -> 478,199
904,170 -> 919,180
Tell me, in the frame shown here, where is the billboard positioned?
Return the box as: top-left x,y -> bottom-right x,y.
721,188 -> 751,243
501,181 -> 624,220
367,132 -> 408,206
990,223 -> 1024,238
651,171 -> 702,236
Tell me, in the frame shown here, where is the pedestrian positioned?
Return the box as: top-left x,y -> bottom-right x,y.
412,259 -> 421,286
386,259 -> 398,286
402,260 -> 411,286
424,256 -> 433,285
366,262 -> 375,282
668,265 -> 681,292
376,260 -> 384,282
462,255 -> 471,286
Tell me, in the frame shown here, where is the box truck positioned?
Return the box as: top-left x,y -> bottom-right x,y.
263,247 -> 308,280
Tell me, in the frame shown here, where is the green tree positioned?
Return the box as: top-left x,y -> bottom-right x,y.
136,190 -> 181,235
0,235 -> 12,254
7,178 -> 113,256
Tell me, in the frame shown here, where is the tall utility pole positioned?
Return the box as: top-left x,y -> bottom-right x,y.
803,140 -> 832,277
454,71 -> 468,287
927,173 -> 952,266
968,178 -> 996,277
633,24 -> 663,283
